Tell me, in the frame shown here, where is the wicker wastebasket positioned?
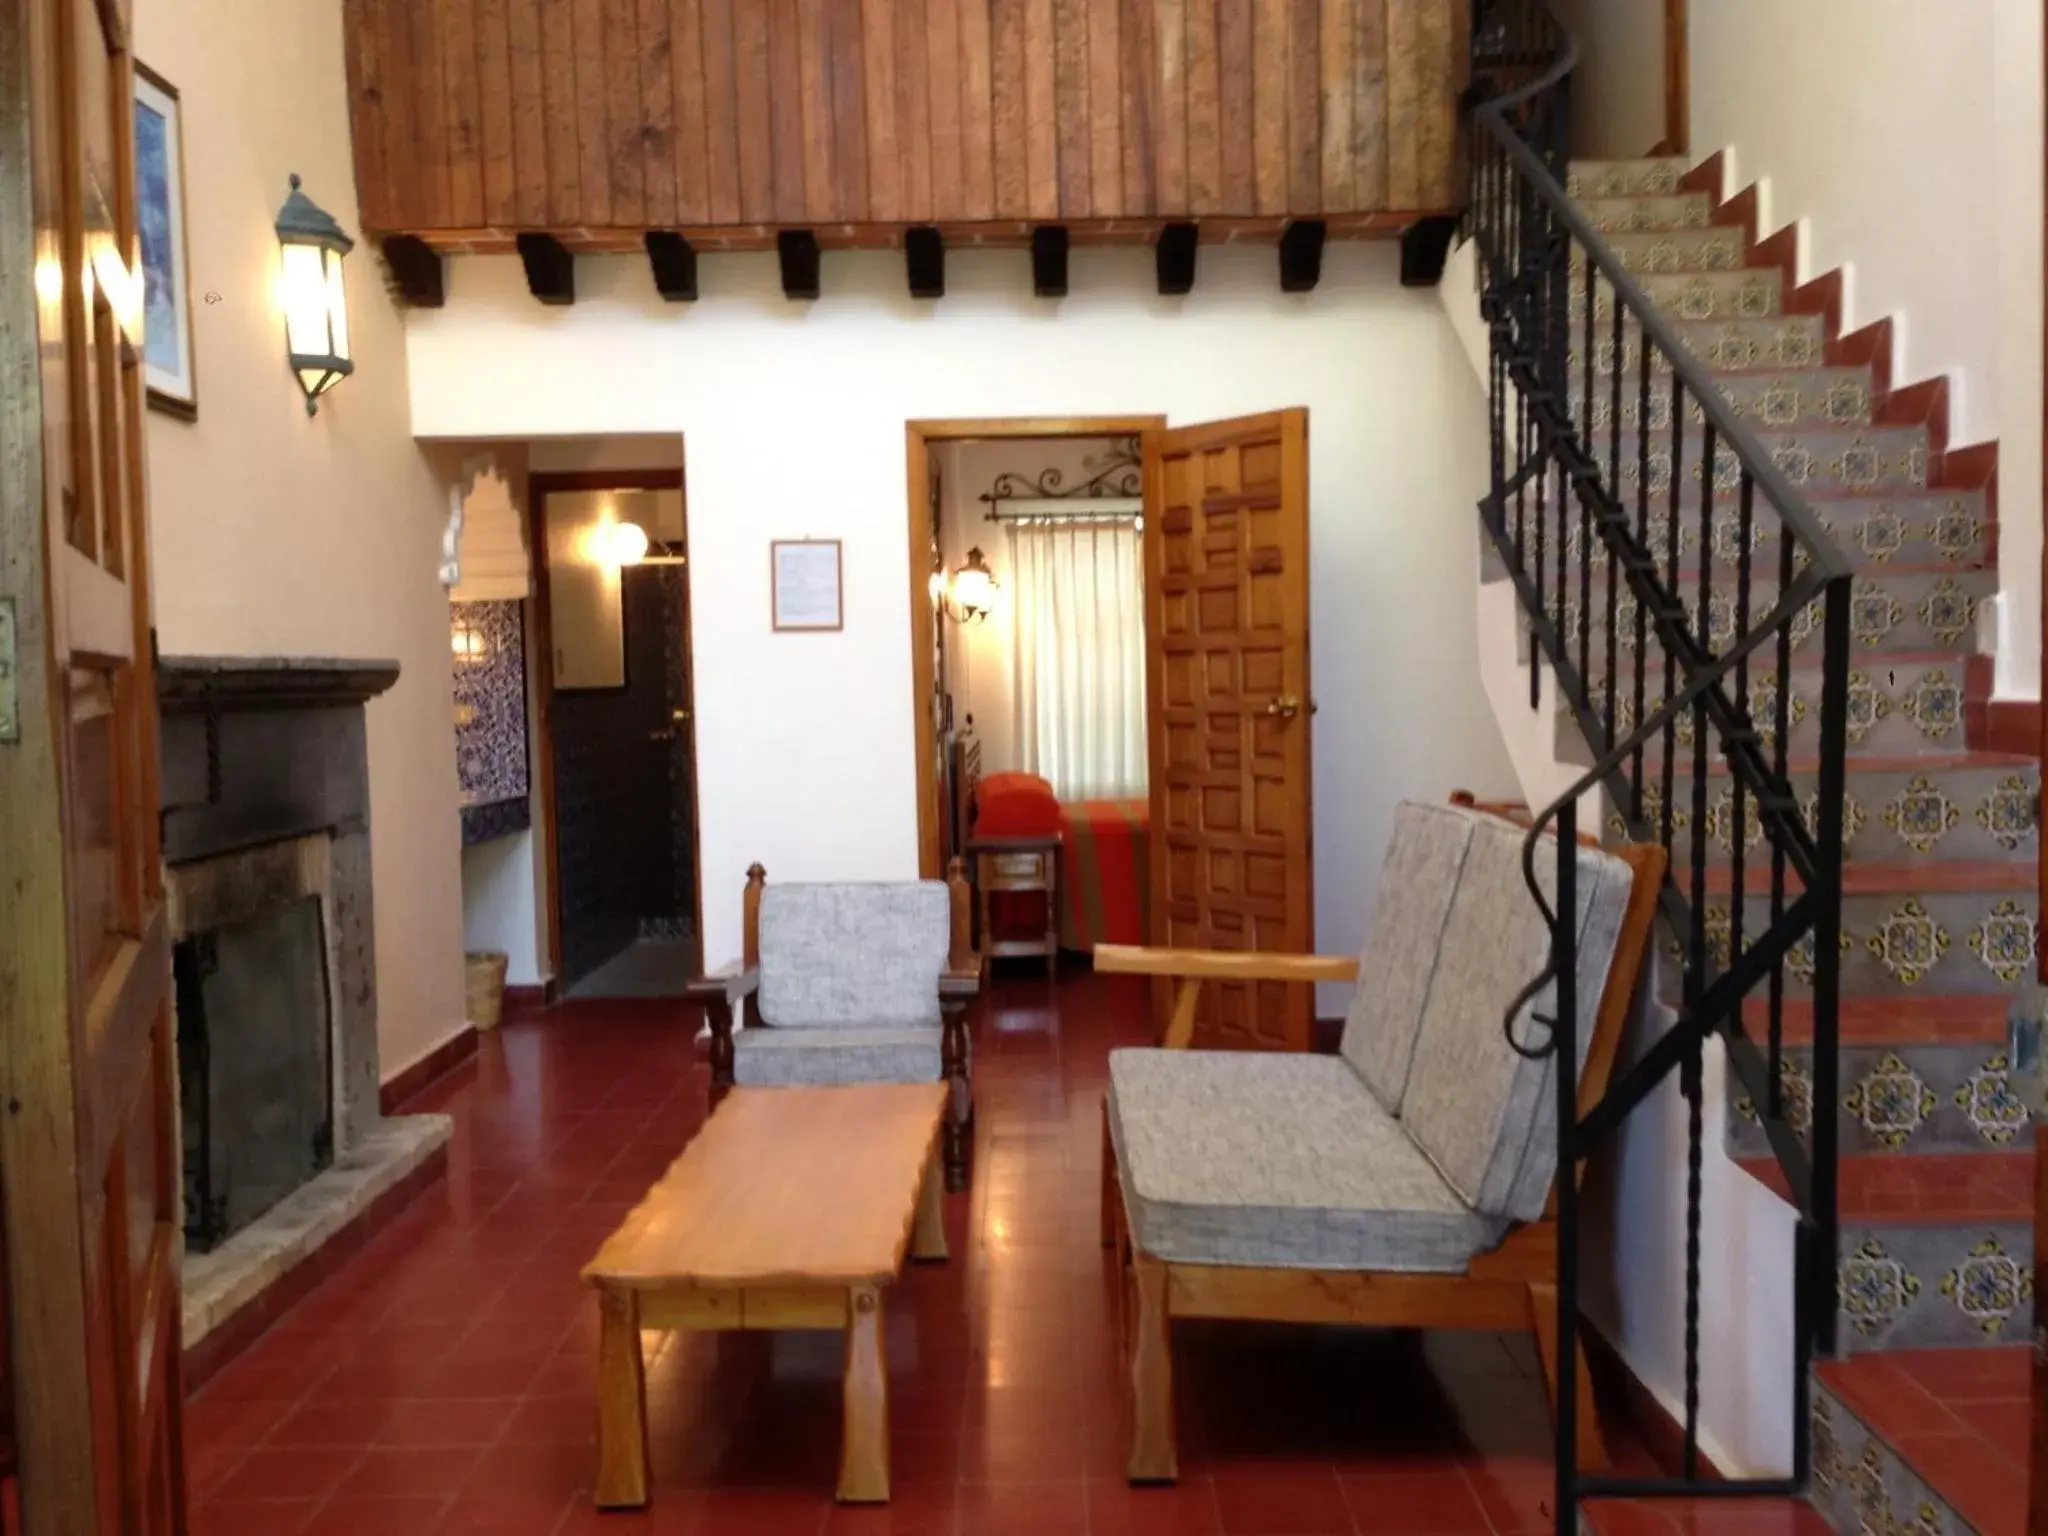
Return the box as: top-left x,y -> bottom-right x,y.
465,951 -> 510,1030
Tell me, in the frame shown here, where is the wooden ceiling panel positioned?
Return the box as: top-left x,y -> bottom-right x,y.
342,0 -> 1466,243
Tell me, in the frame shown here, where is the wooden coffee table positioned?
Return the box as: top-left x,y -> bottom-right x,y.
582,1082 -> 950,1506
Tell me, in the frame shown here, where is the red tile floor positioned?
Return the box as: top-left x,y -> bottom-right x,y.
185,968 -> 1809,1536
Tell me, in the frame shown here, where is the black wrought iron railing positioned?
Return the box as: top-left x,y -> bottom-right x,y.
1464,3 -> 1852,1529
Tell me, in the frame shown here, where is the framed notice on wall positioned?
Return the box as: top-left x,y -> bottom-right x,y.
771,539 -> 843,632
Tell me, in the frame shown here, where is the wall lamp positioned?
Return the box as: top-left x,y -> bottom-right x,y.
276,174 -> 354,414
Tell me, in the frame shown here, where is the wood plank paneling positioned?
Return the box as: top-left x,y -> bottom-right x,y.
733,0 -> 775,220
863,0 -> 902,220
1251,0 -> 1287,214
1218,0 -> 1254,212
540,0 -> 582,225
927,0 -> 964,217
1053,0 -> 1090,217
671,0 -> 710,222
638,0 -> 677,225
799,0 -> 837,220
344,0 -> 1469,238
769,0 -> 806,222
959,0 -> 995,217
896,0 -> 933,220
1023,0 -> 1057,219
476,0 -> 516,226
989,0 -> 1027,217
700,0 -> 742,222
1182,0 -> 1219,212
829,0 -> 870,219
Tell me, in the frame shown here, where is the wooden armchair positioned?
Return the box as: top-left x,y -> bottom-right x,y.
1096,799 -> 1665,1483
685,860 -> 982,1189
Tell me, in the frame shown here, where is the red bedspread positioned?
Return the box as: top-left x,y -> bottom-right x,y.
1058,798 -> 1149,952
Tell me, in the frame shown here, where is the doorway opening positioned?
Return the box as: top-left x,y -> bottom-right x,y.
529,468 -> 703,998
905,412 -> 1317,1051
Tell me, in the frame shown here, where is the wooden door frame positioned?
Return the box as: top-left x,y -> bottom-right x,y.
1653,0 -> 1689,157
526,468 -> 704,985
904,416 -> 1167,879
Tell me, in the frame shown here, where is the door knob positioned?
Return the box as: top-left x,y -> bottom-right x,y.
1263,694 -> 1302,720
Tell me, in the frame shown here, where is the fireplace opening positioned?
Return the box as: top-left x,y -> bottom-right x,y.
175,894 -> 335,1253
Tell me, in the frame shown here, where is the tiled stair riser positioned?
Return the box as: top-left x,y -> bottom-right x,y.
1659,763 -> 2036,869
1813,1382 -> 1994,1534
1833,1222 -> 2035,1356
1565,158 -> 1693,199
1569,227 -> 1747,275
1564,315 -> 1831,379
1725,1044 -> 2031,1160
1524,569 -> 1998,666
1574,192 -> 1714,232
1571,367 -> 1877,433
1641,888 -> 2037,1002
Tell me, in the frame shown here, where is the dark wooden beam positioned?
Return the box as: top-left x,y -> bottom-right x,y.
1031,225 -> 1069,298
1278,220 -> 1325,294
644,232 -> 698,301
905,226 -> 945,299
778,229 -> 821,300
1155,223 -> 1198,296
515,233 -> 574,305
379,235 -> 444,307
1400,216 -> 1459,288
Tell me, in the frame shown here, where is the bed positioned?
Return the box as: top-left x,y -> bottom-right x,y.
955,739 -> 1150,958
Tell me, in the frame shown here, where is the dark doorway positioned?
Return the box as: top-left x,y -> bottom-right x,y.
530,470 -> 702,996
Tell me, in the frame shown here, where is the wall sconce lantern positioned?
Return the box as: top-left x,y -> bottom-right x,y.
276,174 -> 354,414
940,547 -> 999,623
603,520 -> 651,567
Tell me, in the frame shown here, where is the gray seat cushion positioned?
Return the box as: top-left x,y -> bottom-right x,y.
732,1024 -> 944,1087
1399,818 -> 1638,1223
757,881 -> 951,1028
1340,801 -> 1481,1112
1107,1048 -> 1510,1273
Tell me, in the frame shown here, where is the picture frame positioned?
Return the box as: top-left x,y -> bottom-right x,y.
134,62 -> 198,421
770,539 -> 844,632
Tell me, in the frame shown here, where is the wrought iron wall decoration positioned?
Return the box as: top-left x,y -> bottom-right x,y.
977,437 -> 1141,506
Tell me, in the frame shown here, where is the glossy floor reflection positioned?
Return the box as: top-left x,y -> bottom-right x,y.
187,967 -> 1609,1535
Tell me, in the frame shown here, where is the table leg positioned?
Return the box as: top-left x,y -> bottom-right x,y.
912,1144 -> 948,1262
838,1284 -> 890,1502
594,1288 -> 650,1507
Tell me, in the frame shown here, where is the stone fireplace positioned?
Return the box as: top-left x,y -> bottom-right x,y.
159,657 -> 452,1351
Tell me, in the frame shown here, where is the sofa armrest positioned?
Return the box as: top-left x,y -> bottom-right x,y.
1096,945 -> 1357,1051
683,964 -> 758,1006
1094,946 -> 1359,986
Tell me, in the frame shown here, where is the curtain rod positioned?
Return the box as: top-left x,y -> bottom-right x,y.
984,496 -> 1143,521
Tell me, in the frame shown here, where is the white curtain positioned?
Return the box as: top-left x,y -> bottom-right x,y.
1008,517 -> 1148,800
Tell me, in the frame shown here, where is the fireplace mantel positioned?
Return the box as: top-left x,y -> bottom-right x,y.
157,654 -> 400,714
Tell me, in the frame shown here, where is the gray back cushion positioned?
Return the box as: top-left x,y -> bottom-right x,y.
1399,818 -> 1638,1222
1340,802 -> 1480,1112
757,881 -> 952,1028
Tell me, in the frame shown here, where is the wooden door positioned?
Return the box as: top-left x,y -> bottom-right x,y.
0,0 -> 187,1531
1143,411 -> 1315,1052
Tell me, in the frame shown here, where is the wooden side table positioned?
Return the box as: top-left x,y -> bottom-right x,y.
969,833 -> 1061,978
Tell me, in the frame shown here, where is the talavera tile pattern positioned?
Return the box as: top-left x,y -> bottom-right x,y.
1809,1386 -> 1973,1533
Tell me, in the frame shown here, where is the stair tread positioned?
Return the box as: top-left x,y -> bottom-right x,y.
1747,994 -> 2013,1046
1735,1150 -> 2032,1222
1818,1348 -> 2029,1536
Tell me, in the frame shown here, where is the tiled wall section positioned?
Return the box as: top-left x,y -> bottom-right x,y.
451,600 -> 529,809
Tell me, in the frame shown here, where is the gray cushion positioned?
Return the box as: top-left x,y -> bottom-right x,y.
1107,1048 -> 1511,1272
1341,801 -> 1480,1112
1399,818 -> 1638,1223
757,881 -> 951,1028
732,1024 -> 944,1086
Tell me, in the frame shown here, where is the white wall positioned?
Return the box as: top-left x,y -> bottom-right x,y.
136,0 -> 467,1083
461,832 -> 545,987
1549,0 -> 1667,158
1690,0 -> 2044,696
408,243 -> 1519,972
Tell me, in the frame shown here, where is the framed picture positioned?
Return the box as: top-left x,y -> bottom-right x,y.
770,539 -> 843,632
134,62 -> 198,420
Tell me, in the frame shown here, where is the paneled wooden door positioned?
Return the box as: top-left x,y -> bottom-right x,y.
0,0 -> 187,1531
1142,412 -> 1315,1051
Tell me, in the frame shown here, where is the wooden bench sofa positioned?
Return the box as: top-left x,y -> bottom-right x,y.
1098,798 -> 1664,1481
